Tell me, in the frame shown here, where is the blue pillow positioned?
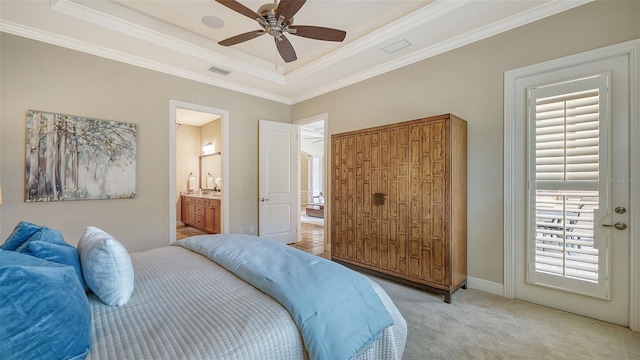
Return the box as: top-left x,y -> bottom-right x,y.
22,227 -> 66,245
17,239 -> 86,290
1,221 -> 43,251
0,250 -> 91,360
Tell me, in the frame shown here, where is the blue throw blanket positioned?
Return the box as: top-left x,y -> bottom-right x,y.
175,234 -> 393,360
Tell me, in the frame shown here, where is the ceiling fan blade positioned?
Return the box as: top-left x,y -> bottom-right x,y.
275,36 -> 297,63
215,0 -> 261,21
218,30 -> 265,46
275,0 -> 307,22
288,25 -> 346,42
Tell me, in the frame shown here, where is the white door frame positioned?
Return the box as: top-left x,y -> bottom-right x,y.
504,39 -> 640,330
294,113 -> 329,251
169,100 -> 230,243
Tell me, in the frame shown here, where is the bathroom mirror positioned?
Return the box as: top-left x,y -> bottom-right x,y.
199,152 -> 221,190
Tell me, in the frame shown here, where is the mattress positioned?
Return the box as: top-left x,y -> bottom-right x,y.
87,245 -> 406,360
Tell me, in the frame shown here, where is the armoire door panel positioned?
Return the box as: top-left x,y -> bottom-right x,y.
344,227 -> 352,259
371,222 -> 379,267
355,227 -> 363,262
421,249 -> 432,279
380,220 -> 389,269
388,181 -> 397,217
409,256 -> 420,278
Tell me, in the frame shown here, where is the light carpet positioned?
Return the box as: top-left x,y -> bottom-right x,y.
370,276 -> 640,360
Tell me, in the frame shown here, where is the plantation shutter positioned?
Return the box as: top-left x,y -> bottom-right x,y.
534,89 -> 599,183
527,74 -> 610,299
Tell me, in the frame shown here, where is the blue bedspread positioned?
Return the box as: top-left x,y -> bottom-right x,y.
175,234 -> 394,360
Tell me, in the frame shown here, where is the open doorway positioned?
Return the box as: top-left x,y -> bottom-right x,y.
169,100 -> 229,244
292,114 -> 329,258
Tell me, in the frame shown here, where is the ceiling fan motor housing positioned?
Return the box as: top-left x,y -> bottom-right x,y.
257,3 -> 293,38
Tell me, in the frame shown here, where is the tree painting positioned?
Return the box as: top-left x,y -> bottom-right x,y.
25,110 -> 136,202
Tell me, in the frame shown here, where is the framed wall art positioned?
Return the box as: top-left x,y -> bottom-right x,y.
25,110 -> 137,202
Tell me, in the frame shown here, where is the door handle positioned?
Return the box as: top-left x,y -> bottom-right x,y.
260,197 -> 270,202
602,222 -> 627,230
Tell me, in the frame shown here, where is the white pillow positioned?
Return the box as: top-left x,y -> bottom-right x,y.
78,226 -> 134,306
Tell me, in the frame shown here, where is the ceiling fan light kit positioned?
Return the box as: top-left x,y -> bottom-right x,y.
216,0 -> 346,63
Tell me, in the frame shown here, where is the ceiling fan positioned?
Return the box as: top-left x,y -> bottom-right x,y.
215,0 -> 347,63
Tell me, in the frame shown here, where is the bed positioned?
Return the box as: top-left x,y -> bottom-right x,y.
86,235 -> 407,360
1,223 -> 406,360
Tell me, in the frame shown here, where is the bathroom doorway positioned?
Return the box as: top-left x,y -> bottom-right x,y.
293,114 -> 328,257
169,100 -> 229,244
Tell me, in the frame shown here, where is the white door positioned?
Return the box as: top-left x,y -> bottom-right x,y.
515,51 -> 631,326
258,120 -> 300,244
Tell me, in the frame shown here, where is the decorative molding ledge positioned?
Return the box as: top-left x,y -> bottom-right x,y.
291,0 -> 591,103
0,20 -> 292,104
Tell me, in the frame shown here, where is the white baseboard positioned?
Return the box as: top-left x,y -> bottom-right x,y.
467,276 -> 504,297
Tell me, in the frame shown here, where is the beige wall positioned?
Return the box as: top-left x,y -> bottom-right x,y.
200,119 -> 222,155
0,33 -> 290,252
292,1 -> 640,284
176,125 -> 201,194
175,124 -> 200,222
301,154 -> 309,205
200,119 -> 223,186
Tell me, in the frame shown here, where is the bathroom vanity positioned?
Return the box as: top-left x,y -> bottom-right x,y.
180,194 -> 221,234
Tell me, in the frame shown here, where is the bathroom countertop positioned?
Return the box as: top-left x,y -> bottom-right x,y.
181,193 -> 221,199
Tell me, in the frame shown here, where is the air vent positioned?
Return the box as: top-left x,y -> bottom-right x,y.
208,66 -> 231,76
382,39 -> 413,54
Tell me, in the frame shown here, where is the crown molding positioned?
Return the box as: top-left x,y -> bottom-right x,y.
49,0 -> 286,85
289,0 -> 593,104
286,0 -> 468,84
0,20 -> 292,104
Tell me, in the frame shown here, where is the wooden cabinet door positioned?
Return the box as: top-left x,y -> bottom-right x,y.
407,119 -> 450,285
187,204 -> 196,225
212,206 -> 221,234
376,126 -> 409,276
331,135 -> 353,260
181,200 -> 188,224
204,206 -> 214,233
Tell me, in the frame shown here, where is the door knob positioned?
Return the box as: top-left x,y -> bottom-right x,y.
260,197 -> 270,202
602,222 -> 627,230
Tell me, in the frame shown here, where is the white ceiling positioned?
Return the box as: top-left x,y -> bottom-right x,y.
0,0 -> 590,104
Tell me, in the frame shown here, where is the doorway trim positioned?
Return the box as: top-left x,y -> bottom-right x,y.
503,39 -> 640,330
294,113 -> 329,251
169,100 -> 230,243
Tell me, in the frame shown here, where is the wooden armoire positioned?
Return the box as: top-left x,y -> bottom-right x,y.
331,113 -> 467,303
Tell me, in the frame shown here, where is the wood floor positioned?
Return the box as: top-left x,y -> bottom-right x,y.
290,222 -> 330,259
176,221 -> 329,259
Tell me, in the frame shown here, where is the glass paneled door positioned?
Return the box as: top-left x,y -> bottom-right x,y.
517,49 -> 632,326
528,76 -> 608,298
